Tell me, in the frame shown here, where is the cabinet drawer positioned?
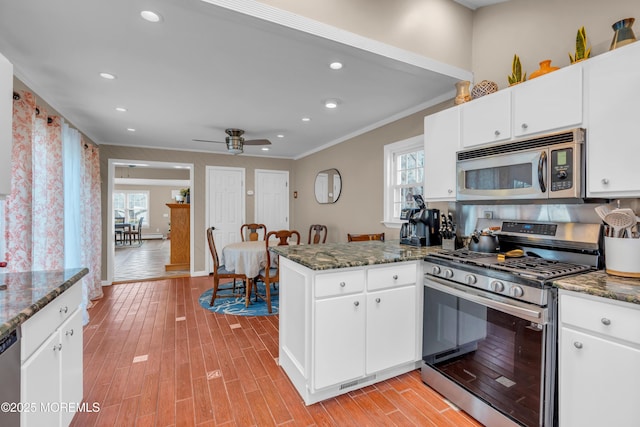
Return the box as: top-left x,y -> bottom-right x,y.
367,263 -> 416,291
315,270 -> 365,298
21,283 -> 82,361
561,293 -> 640,345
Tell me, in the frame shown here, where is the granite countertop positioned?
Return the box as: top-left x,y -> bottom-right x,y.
554,270 -> 640,305
270,239 -> 442,270
0,268 -> 89,340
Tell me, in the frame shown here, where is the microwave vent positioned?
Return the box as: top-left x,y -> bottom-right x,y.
457,128 -> 585,161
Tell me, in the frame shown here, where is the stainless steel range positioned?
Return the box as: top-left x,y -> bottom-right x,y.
421,219 -> 602,427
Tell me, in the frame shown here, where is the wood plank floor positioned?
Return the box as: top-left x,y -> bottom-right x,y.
71,276 -> 483,427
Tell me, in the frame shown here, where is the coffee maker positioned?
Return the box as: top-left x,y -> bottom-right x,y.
400,195 -> 441,247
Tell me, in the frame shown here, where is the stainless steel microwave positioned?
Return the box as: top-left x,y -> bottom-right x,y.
456,128 -> 585,201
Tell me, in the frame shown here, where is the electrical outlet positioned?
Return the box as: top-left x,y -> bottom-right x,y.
484,211 -> 493,219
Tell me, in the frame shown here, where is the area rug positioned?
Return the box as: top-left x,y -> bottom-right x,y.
198,281 -> 279,316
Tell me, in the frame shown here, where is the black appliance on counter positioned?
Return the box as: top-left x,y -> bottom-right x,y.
399,195 -> 441,247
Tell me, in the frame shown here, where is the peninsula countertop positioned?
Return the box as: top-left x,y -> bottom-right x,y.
0,268 -> 89,340
270,240 -> 442,271
554,270 -> 640,305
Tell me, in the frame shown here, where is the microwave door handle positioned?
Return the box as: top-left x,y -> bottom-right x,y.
538,151 -> 547,193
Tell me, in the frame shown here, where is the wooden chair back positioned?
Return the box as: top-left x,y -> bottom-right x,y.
240,223 -> 267,241
347,232 -> 385,242
308,224 -> 328,244
267,229 -> 301,247
206,226 -> 222,270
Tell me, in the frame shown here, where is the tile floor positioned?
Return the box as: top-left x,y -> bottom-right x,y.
114,239 -> 190,283
72,277 -> 483,426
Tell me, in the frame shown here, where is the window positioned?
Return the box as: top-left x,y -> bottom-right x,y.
113,191 -> 149,227
383,135 -> 424,227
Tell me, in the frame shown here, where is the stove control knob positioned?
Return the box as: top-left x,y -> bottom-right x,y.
432,266 -> 441,275
465,274 -> 477,285
490,280 -> 505,293
511,286 -> 524,298
444,269 -> 454,279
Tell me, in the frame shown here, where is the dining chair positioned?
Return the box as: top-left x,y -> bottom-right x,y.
347,232 -> 385,242
207,226 -> 247,306
124,217 -> 144,244
240,223 -> 267,241
308,224 -> 328,244
256,229 -> 301,313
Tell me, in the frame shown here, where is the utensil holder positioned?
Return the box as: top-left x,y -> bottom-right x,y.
604,236 -> 640,277
442,237 -> 457,251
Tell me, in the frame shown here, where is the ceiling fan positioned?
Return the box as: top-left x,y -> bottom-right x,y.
193,128 -> 271,154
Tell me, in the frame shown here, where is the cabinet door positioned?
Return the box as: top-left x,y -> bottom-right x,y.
424,107 -> 460,201
366,286 -> 416,374
60,309 -> 83,427
21,331 -> 61,427
512,64 -> 582,137
313,294 -> 365,390
461,90 -> 511,148
559,327 -> 640,427
585,42 -> 640,197
0,52 -> 13,197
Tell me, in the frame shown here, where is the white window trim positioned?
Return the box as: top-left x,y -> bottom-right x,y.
113,190 -> 150,228
383,134 -> 424,228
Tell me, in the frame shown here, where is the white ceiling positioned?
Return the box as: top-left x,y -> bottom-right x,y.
0,0 -> 472,159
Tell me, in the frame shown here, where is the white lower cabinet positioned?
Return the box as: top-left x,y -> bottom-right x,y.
559,291 -> 640,427
21,284 -> 83,427
279,258 -> 422,405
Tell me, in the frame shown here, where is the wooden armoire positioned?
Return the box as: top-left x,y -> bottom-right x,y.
165,203 -> 190,271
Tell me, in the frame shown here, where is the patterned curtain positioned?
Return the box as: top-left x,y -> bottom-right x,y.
4,90 -> 103,322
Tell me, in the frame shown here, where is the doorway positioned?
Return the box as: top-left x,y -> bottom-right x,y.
107,159 -> 194,284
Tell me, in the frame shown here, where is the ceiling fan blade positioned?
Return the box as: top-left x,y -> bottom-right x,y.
243,139 -> 271,146
192,139 -> 225,143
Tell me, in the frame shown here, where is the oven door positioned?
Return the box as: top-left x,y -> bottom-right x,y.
422,276 -> 556,427
456,148 -> 548,201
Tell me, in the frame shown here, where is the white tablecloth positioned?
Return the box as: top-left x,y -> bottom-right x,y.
221,240 -> 275,278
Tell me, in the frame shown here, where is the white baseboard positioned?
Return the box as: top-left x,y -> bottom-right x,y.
142,233 -> 164,240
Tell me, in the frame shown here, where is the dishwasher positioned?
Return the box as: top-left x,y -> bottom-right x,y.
0,328 -> 21,426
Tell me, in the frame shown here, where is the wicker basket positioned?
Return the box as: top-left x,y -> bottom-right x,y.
471,80 -> 499,99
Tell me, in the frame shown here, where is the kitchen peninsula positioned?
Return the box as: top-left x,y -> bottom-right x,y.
270,240 -> 439,404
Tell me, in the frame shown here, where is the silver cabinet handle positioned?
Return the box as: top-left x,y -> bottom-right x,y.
573,341 -> 583,349
494,130 -> 500,136
601,318 -> 611,326
66,329 -> 74,336
601,178 -> 609,185
392,275 -> 398,280
339,282 -> 346,287
60,306 -> 68,314
53,343 -> 62,351
521,123 -> 528,129
354,301 -> 360,307
375,298 -> 381,303
447,189 -> 453,194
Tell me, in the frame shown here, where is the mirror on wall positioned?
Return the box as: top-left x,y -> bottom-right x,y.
314,169 -> 342,204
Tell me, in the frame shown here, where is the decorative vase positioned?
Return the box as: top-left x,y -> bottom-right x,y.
529,60 -> 560,79
610,18 -> 637,50
471,80 -> 498,99
454,81 -> 471,105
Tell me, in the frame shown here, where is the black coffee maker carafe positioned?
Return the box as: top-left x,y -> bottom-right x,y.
400,195 -> 442,247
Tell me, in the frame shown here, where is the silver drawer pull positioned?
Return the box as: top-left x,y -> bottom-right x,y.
375,298 -> 381,303
66,329 -> 74,336
601,318 -> 611,326
521,123 -> 528,129
354,301 -> 360,307
392,275 -> 398,280
494,130 -> 500,136
339,282 -> 346,287
573,341 -> 583,349
60,306 -> 68,314
53,344 -> 62,352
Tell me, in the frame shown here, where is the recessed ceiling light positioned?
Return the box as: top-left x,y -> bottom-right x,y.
329,62 -> 343,70
126,128 -> 136,132
261,147 -> 270,151
116,107 -> 127,112
302,117 -> 311,122
324,99 -> 340,109
140,10 -> 162,23
99,72 -> 116,80
276,134 -> 284,138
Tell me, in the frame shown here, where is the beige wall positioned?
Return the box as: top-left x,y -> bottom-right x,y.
258,0 -> 474,70
471,0 -> 640,89
100,145 -> 293,277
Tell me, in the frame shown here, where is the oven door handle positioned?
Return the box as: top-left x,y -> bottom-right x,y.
425,277 -> 548,324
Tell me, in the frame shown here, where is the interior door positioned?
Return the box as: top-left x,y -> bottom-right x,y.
206,166 -> 245,272
255,169 -> 289,234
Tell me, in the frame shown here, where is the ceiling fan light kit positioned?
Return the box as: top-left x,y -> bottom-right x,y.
193,128 -> 271,154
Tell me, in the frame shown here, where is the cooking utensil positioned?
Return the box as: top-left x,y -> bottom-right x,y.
497,249 -> 524,261
603,209 -> 636,238
594,205 -> 611,222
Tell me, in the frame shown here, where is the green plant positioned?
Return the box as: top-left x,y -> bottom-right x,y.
569,26 -> 591,63
507,54 -> 526,85
180,188 -> 190,197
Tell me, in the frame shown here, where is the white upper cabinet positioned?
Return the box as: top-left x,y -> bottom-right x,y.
424,107 -> 460,201
461,89 -> 511,148
512,64 -> 583,137
0,51 -> 12,198
584,42 -> 640,197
